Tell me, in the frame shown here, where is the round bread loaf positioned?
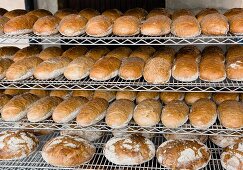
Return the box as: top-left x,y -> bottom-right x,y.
136,91 -> 159,104
0,94 -> 12,111
113,16 -> 140,36
124,8 -> 148,21
213,93 -> 239,105
209,135 -> 242,148
39,47 -> 64,61
147,8 -> 170,19
79,8 -> 100,20
226,45 -> 243,63
93,90 -> 116,102
60,129 -> 103,141
104,134 -> 155,165
172,9 -> 193,20
42,135 -> 95,167
156,139 -> 211,169
50,90 -> 71,99
196,8 -> 219,22
27,9 -> 52,18
0,46 -> 19,59
133,99 -> 161,127
129,46 -> 155,61
29,89 -> 50,98
116,91 -> 137,101
102,9 -> 123,22
85,46 -> 110,61
218,100 -> 243,129
163,134 -> 208,143
72,90 -> 94,100
185,92 -> 212,105
106,99 -> 135,128
54,9 -> 78,20
189,98 -> 217,129
13,46 -> 41,62
0,58 -> 13,79
0,8 -> 8,16
62,46 -> 88,60
160,92 -> 185,104
3,9 -> 27,19
4,89 -> 28,96
229,13 -> 243,35
105,46 -> 132,60
33,16 -> 59,36
0,16 -> 9,35
0,130 -> 39,160
59,14 -> 87,36
224,8 -> 243,21
161,100 -> 189,128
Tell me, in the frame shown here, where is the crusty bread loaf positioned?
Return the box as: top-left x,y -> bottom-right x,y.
0,58 -> 13,79
226,45 -> 243,63
62,46 -> 88,60
106,99 -> 135,128
27,96 -> 62,122
124,8 -> 148,21
76,98 -> 108,126
209,135 -> 242,148
196,8 -> 219,22
147,8 -> 170,19
72,90 -> 94,100
0,130 -> 39,160
0,16 -> 9,35
42,135 -> 95,167
27,9 -> 52,18
3,9 -> 27,19
54,9 -> 78,20
50,90 -> 71,99
113,16 -> 140,36
0,8 -> 8,16
104,134 -> 155,165
0,46 -> 19,59
39,47 -> 64,61
93,90 -> 116,102
13,46 -> 41,62
172,9 -> 193,20
160,92 -> 184,104
189,98 -> 217,129
136,91 -> 159,104
105,46 -> 132,60
163,134 -> 208,143
79,8 -> 100,20
85,46 -> 110,61
156,139 -> 211,169
34,56 -> 71,80
161,100 -> 189,128
52,96 -> 88,123
33,16 -> 60,36
218,100 -> 243,129
60,129 -> 103,141
129,46 -> 155,61
0,94 -> 12,111
29,89 -> 50,98
213,93 -> 239,105
185,92 -> 212,105
1,93 -> 39,121
224,8 -> 243,21
6,57 -> 43,81
102,9 -> 123,22
4,89 -> 28,96
116,91 -> 137,101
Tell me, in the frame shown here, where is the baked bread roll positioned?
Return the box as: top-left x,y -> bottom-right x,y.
27,9 -> 52,18
62,46 -> 88,60
0,46 -> 19,59
4,14 -> 38,35
1,93 -> 39,121
6,57 -> 43,81
72,90 -> 94,100
33,16 -> 60,36
113,16 -> 140,36
185,92 -> 212,105
3,9 -> 27,19
89,57 -> 121,81
0,16 -> 9,35
27,96 -> 62,122
79,8 -> 100,20
105,46 -> 132,60
42,135 -> 95,167
224,8 -> 243,21
196,8 -> 219,22
0,58 -> 13,79
163,134 -> 208,143
60,129 -> 103,141
0,94 -> 12,112
76,98 -> 108,126
104,134 -> 155,165
141,15 -> 171,36
218,100 -> 243,129
86,15 -> 112,37
85,46 -> 110,61
13,46 -> 41,62
52,96 -> 88,123
106,99 -> 135,128
34,56 -> 71,80
59,14 -> 87,36
102,9 -> 123,22
172,9 -> 193,20
124,8 -> 148,21
50,90 -> 71,99
136,91 -> 159,104
116,91 -> 137,101
156,139 -> 211,169
161,100 -> 189,128
209,135 -> 242,148
200,13 -> 229,35
213,93 -> 239,105
93,90 -> 116,102
133,99 -> 161,127
189,99 -> 217,129
147,8 -> 170,19
0,130 -> 39,160
4,89 -> 28,96
221,142 -> 243,170
39,47 -> 63,61
130,46 -> 155,61
0,8 -> 7,16
54,9 -> 78,20
29,89 -> 50,98
160,92 -> 184,104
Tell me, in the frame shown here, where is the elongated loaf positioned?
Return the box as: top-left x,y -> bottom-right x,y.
0,46 -> 19,59
62,46 -> 88,60
0,58 -> 13,80
50,90 -> 71,99
72,90 -> 94,100
4,89 -> 28,96
85,46 -> 110,61
39,47 -> 64,61
13,46 -> 41,62
105,46 -> 132,60
213,93 -> 239,105
33,16 -> 60,36
0,94 -> 12,111
29,89 -> 50,98
160,92 -> 184,104
185,92 -> 212,105
93,90 -> 116,102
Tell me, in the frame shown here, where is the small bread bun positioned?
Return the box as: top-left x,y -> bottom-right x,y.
200,13 -> 229,35
105,46 -> 132,60
0,58 -> 13,79
130,46 -> 155,61
133,99 -> 162,127
209,135 -> 242,148
0,46 -> 19,59
62,46 -> 88,60
59,14 -> 87,36
13,46 -> 41,62
1,93 -> 39,121
161,100 -> 189,128
156,139 -> 211,169
189,99 -> 217,129
224,8 -> 243,21
27,9 -> 52,18
33,16 -> 59,36
113,16 -> 140,36
213,93 -> 239,105
72,90 -> 94,100
124,8 -> 148,21
93,90 -> 116,102
160,92 -> 184,104
102,9 -> 123,22
147,8 -> 170,19
85,46 -> 110,61
163,134 -> 208,143
54,9 -> 78,20
106,99 -> 135,128
172,9 -> 193,20
42,135 -> 95,167
229,12 -> 243,35
136,91 -> 159,104
3,9 -> 27,19
76,98 -> 108,127
79,8 -> 100,20
0,130 -> 39,160
27,96 -> 62,122
29,89 -> 50,98
218,100 -> 243,129
60,129 -> 103,141
89,57 -> 121,81
52,96 -> 88,123
104,134 -> 155,165
50,90 -> 71,99
116,91 -> 137,101
0,16 -> 9,35
4,89 -> 28,96
196,8 -> 219,22
0,8 -> 8,16
39,47 -> 63,61
0,94 -> 12,111
34,56 -> 72,80
185,92 -> 212,105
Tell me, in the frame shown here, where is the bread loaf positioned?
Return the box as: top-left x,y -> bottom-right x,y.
93,90 -> 116,102
102,9 -> 123,22
105,46 -> 132,60
185,92 -> 212,105
52,96 -> 88,123
229,13 -> 243,35
196,8 -> 219,22
29,89 -> 50,98
147,8 -> 170,19
172,9 -> 193,20
39,47 -> 64,61
76,98 -> 108,126
163,134 -> 208,143
85,46 -> 110,61
160,92 -> 185,104
224,8 -> 243,21
33,16 -> 60,36
226,45 -> 243,63
213,93 -> 239,105
72,90 -> 94,100
79,8 -> 100,20
0,46 -> 19,59
27,9 -> 52,18
4,89 -> 28,96
113,16 -> 140,36
62,46 -> 88,60
50,90 -> 71,99
136,91 -> 159,104
124,8 -> 148,21
0,94 -> 12,111
209,135 -> 242,148
3,9 -> 27,19
116,91 -> 137,101
60,129 -> 103,141
54,9 -> 78,20
0,58 -> 13,79
129,46 -> 155,61
0,16 -> 9,35
13,46 -> 41,62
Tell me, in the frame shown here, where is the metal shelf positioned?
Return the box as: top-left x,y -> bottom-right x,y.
0,33 -> 242,45
0,132 -> 224,170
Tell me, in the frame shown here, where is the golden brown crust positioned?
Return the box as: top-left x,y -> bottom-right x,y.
213,93 -> 239,105
102,9 -> 123,22
50,90 -> 71,99
0,58 -> 13,79
160,92 -> 185,104
39,47 -> 63,61
4,89 -> 28,96
93,90 -> 116,102
185,92 -> 212,105
224,8 -> 243,21
0,94 -> 12,111
12,46 -> 41,62
85,46 -> 110,61
33,16 -> 59,36
62,46 -> 88,60
172,9 -> 193,20
113,16 -> 140,36
105,47 -> 132,60
129,46 -> 155,61
124,8 -> 148,21
79,8 -> 100,20
0,46 -> 19,59
196,8 -> 219,22
72,90 -> 94,100
3,9 -> 27,19
29,89 -> 50,98
229,13 -> 243,35
54,9 -> 78,20
116,91 -> 137,101
27,9 -> 52,18
136,91 -> 159,104
147,8 -> 170,19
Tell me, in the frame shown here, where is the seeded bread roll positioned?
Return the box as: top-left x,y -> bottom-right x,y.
185,92 -> 212,105
93,90 -> 116,102
62,46 -> 88,60
52,96 -> 88,123
209,135 -> 242,148
0,8 -> 8,16
50,90 -> 71,99
0,46 -> 19,59
163,134 -> 208,143
224,8 -> 243,21
0,130 -> 39,160
0,94 -> 12,111
160,92 -> 184,104
196,8 -> 219,22
213,93 -> 239,105
130,46 -> 155,61
85,46 -> 110,61
54,9 -> 78,20
89,57 -> 121,81
218,100 -> 243,129
102,9 -> 123,22
29,89 -> 50,98
79,8 -> 100,20
27,9 -> 52,18
105,46 -> 132,60
39,47 -> 63,61
42,135 -> 95,167
0,58 -> 13,79
1,93 -> 39,121
156,139 -> 211,169
33,16 -> 60,36
13,46 -> 41,62
34,56 -> 71,80
113,16 -> 140,36
4,89 -> 28,96
147,8 -> 170,19
0,16 -> 9,35
104,134 -> 155,165
72,90 -> 94,100
3,9 -> 27,19
60,129 -> 103,141
189,99 -> 217,129
136,91 -> 159,104
116,91 -> 137,101
124,8 -> 148,21
161,100 -> 189,128
6,57 -> 43,81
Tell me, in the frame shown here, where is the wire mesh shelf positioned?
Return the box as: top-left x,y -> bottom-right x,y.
0,33 -> 242,45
